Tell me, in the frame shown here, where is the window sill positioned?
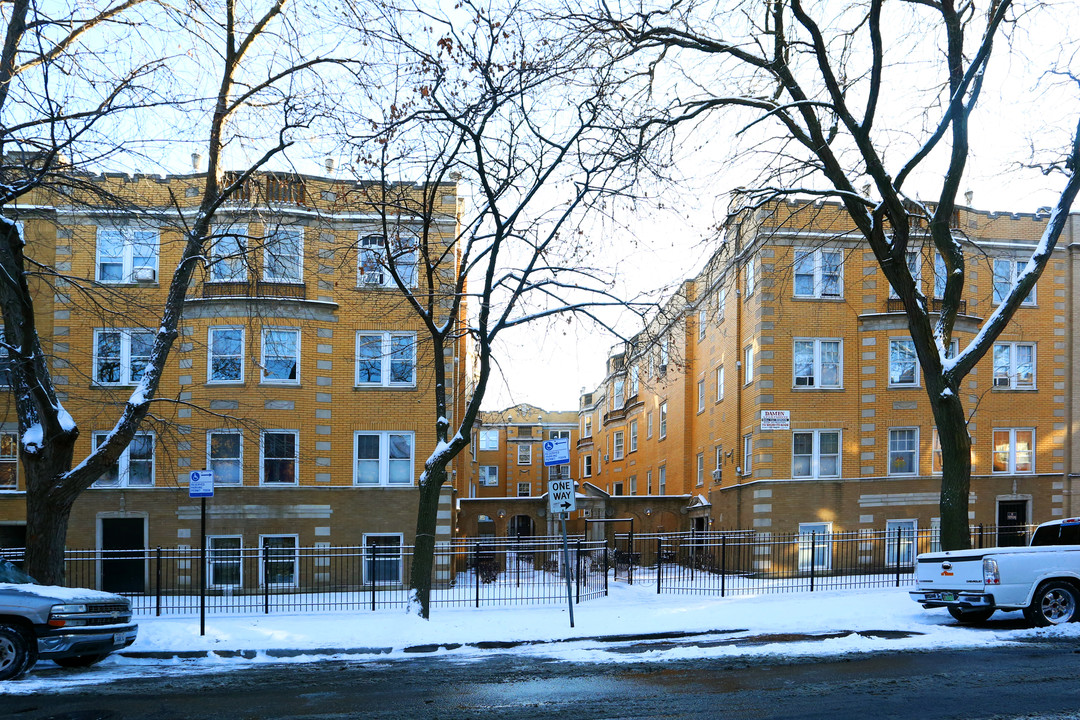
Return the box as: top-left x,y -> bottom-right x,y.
260,381 -> 301,387
791,386 -> 845,391
991,387 -> 1037,392
353,384 -> 417,391
353,484 -> 416,488
887,384 -> 920,390
207,380 -> 245,386
792,295 -> 844,301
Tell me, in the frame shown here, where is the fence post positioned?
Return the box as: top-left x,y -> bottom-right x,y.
656,537 -> 662,595
474,542 -> 481,609
263,546 -> 270,615
603,541 -> 609,596
689,527 -> 695,583
155,546 -> 162,617
516,532 -> 522,588
979,523 -> 985,549
894,528 -> 902,588
369,545 -> 376,612
720,535 -> 726,598
809,532 -> 816,592
575,541 -> 581,604
628,530 -> 635,586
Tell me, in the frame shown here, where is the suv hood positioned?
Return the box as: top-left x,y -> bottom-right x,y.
0,582 -> 129,606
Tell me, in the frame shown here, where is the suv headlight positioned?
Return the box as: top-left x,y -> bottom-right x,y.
48,603 -> 89,627
51,604 -> 87,614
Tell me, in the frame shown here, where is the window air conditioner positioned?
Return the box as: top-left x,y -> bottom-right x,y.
993,377 -> 1011,387
133,266 -> 156,282
711,469 -> 722,481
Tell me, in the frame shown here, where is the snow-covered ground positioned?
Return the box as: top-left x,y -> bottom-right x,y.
5,582 -> 1079,694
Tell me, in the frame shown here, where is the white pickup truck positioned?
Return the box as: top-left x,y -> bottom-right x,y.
910,517 -> 1080,626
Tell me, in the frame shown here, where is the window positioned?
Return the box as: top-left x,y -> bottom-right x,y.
355,332 -> 416,387
888,428 -> 918,476
886,520 -> 917,566
359,234 -> 418,288
96,226 -> 158,283
793,339 -> 842,388
698,309 -> 707,340
697,379 -> 705,412
717,286 -> 727,321
646,470 -> 653,494
596,451 -> 602,475
659,337 -> 670,369
629,420 -> 638,453
261,328 -> 299,384
993,258 -> 1036,306
208,327 -> 244,383
0,335 -> 11,387
716,365 -> 724,401
742,434 -> 753,475
889,338 -> 918,386
629,365 -> 639,396
993,342 -> 1035,389
613,482 -> 623,496
659,402 -> 668,439
934,253 -> 947,299
517,482 -> 531,497
364,534 -> 403,585
613,431 -> 625,460
261,535 -> 298,587
798,522 -> 832,571
207,536 -> 242,588
612,377 -> 625,410
646,412 -> 653,439
355,431 -> 414,485
517,444 -> 532,465
261,430 -> 298,485
478,465 -> 498,486
658,465 -> 666,494
745,257 -> 756,297
208,431 -> 242,485
582,454 -> 593,477
0,432 -> 16,489
993,428 -> 1034,474
744,345 -> 754,385
932,429 -> 943,475
94,329 -> 153,385
209,224 -> 247,282
583,416 -> 592,438
792,430 -> 841,478
264,226 -> 303,281
478,430 -> 499,451
92,432 -> 154,487
793,249 -> 842,298
889,251 -> 921,298
714,445 -> 723,482
696,453 -> 704,486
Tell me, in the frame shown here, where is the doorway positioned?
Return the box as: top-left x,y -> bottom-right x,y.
997,500 -> 1029,547
100,517 -> 146,592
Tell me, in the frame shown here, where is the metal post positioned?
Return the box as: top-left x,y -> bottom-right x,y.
560,513 -> 575,628
263,542 -> 270,615
603,540 -> 609,596
199,497 -> 206,636
474,542 -> 481,609
370,545 -> 376,612
809,532 -> 816,592
721,535 -> 726,597
155,546 -> 162,617
628,528 -> 635,586
516,531 -> 522,588
575,541 -> 581,604
656,537 -> 662,595
690,527 -> 695,583
894,527 -> 902,587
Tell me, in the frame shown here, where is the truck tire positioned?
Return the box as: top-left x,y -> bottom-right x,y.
1024,580 -> 1079,626
948,607 -> 995,624
0,624 -> 34,681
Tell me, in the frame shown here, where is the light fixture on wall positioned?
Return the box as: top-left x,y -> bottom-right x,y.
497,509 -> 506,518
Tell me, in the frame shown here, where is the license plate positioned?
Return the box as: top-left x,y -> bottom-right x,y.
941,592 -> 957,602
113,632 -> 125,646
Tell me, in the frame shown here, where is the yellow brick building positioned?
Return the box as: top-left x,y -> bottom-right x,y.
0,170 -> 467,591
581,198 -> 1080,547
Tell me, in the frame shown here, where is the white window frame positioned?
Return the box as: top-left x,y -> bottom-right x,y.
363,533 -> 403,585
791,429 -> 841,478
931,428 -> 943,475
92,431 -> 155,487
260,430 -> 298,485
93,329 -> 154,386
629,365 -> 639,396
716,365 -> 724,401
207,535 -> 243,588
478,429 -> 499,451
717,285 -> 727,321
0,431 -> 16,490
646,412 -> 653,439
96,225 -> 159,283
888,427 -> 919,476
792,338 -> 842,389
992,428 -> 1035,475
478,465 -> 499,486
612,377 -> 625,410
742,434 -> 753,476
889,338 -> 919,387
658,465 -> 667,494
992,342 -> 1035,389
696,452 -> 704,486
209,223 -> 247,282
889,251 -> 921,299
355,331 -> 416,388
934,252 -> 947,299
697,379 -> 705,412
698,309 -> 707,340
263,226 -> 303,282
886,519 -> 918,566
629,420 -> 638,453
659,402 -> 668,439
354,431 -> 415,486
745,257 -> 756,297
260,534 -> 299,587
993,258 -> 1036,306
517,482 -> 531,497
207,430 -> 243,486
793,248 -> 843,299
260,327 -> 300,385
582,454 -> 593,478
358,233 -> 418,288
517,444 -> 532,465
744,345 -> 754,385
207,326 -> 244,384
613,431 -> 625,461
798,522 -> 832,571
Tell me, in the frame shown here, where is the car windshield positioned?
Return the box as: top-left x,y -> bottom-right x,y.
1030,523 -> 1080,546
0,559 -> 37,584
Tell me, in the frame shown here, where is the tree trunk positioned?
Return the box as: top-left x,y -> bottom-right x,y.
23,453 -> 78,585
408,464 -> 447,618
931,389 -> 972,551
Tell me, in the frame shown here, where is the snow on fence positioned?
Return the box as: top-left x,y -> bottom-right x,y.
0,524 -> 1029,614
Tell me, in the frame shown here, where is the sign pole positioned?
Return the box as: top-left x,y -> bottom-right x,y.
560,511 -> 575,628
200,495 -> 206,637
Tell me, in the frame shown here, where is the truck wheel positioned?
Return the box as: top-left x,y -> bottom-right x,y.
1024,581 -> 1079,626
0,624 -> 33,681
53,653 -> 108,669
947,607 -> 995,624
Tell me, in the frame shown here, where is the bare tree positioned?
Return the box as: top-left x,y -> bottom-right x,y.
0,0 -> 342,583
582,0 -> 1080,549
334,0 -> 649,618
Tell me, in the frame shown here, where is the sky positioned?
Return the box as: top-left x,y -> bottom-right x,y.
3,581 -> 1077,693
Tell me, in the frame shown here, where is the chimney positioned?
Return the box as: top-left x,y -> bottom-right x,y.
325,157 -> 335,174
964,190 -> 973,206
191,153 -> 201,171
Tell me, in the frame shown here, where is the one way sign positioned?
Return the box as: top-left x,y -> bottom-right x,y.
547,478 -> 577,515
